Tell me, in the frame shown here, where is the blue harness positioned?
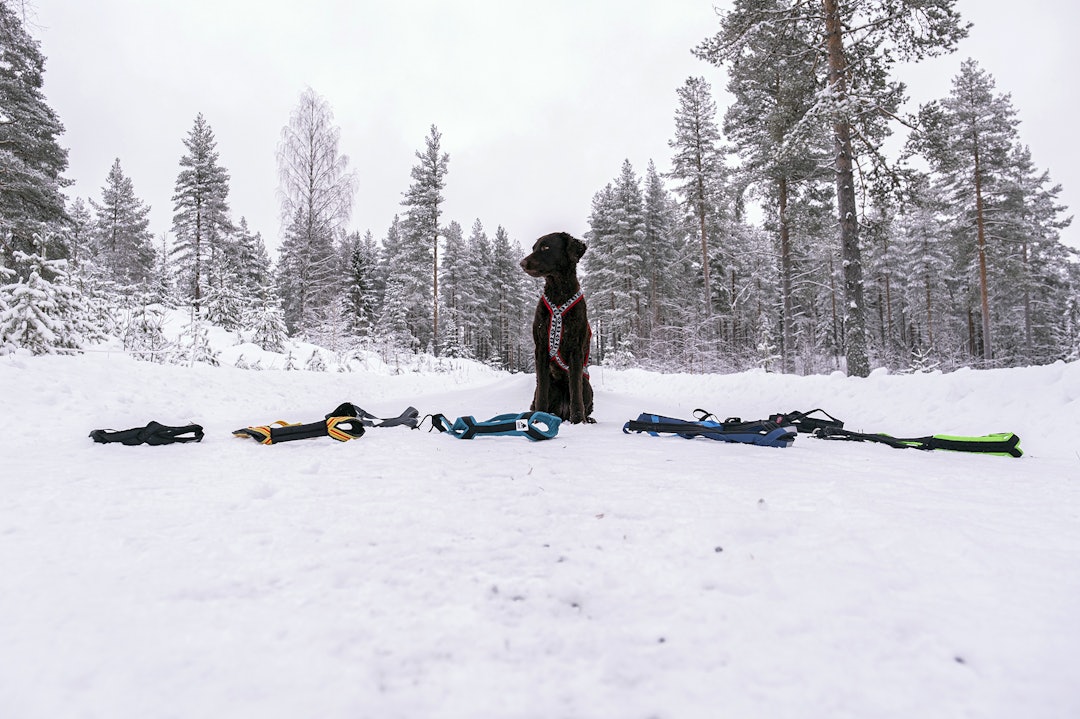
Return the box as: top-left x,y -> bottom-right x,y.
430,411 -> 562,441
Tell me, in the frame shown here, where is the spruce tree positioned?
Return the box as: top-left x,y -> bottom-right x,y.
340,229 -> 381,338
0,2 -> 70,262
667,77 -> 728,319
89,159 -> 155,286
171,113 -> 233,311
438,220 -> 467,354
0,252 -> 89,354
401,124 -> 449,353
460,218 -> 494,360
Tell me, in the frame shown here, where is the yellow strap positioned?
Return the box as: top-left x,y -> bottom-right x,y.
326,416 -> 363,442
232,420 -> 298,445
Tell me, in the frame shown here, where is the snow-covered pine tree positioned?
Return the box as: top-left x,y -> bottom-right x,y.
243,302 -> 289,353
641,160 -> 689,357
698,0 -> 968,377
203,263 -> 245,332
893,186 -> 952,363
171,113 -> 233,312
0,2 -> 70,263
584,184 -> 618,364
340,229 -> 381,339
702,1 -> 831,373
148,232 -> 179,307
400,124 -> 449,353
231,217 -> 272,300
438,220 -> 467,355
89,159 -> 155,287
490,225 -> 531,370
583,161 -> 651,364
666,77 -> 728,321
179,314 -> 220,367
0,252 -> 88,355
459,219 -> 494,360
66,198 -> 94,268
122,303 -> 175,364
910,59 -> 1018,364
305,349 -> 326,372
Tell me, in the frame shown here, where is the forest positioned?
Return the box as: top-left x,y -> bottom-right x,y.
1,0 -> 1077,375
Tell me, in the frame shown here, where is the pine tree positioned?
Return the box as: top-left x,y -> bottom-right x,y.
401,124 -> 450,353
490,225 -> 530,370
171,113 -> 233,311
340,229 -> 381,338
243,302 -> 288,353
641,160 -> 687,341
89,159 -> 155,286
122,303 -> 176,364
66,198 -> 93,268
0,251 -> 88,354
231,217 -> 271,299
0,2 -> 70,262
910,59 -> 1020,363
702,0 -> 831,373
179,315 -> 220,367
459,219 -> 494,359
998,143 -> 1074,364
438,220 -> 467,354
275,88 -> 356,336
697,0 -> 969,376
667,77 -> 728,319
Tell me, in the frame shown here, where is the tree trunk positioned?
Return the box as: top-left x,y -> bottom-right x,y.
698,197 -> 712,318
822,0 -> 869,377
973,143 -> 993,362
778,175 -> 794,374
1022,240 -> 1032,357
433,232 -> 439,355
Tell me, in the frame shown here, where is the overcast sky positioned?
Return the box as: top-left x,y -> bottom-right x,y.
27,0 -> 1080,254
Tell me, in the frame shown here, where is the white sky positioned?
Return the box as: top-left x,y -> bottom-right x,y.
27,0 -> 1080,254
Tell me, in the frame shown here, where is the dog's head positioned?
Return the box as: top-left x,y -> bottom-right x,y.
519,232 -> 588,279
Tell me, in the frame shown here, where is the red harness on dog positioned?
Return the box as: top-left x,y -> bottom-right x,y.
542,289 -> 591,378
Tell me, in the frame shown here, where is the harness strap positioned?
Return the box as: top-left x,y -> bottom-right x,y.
623,413 -> 796,448
542,290 -> 591,377
90,421 -> 204,446
331,403 -> 420,429
768,408 -> 845,434
429,411 -> 562,441
233,405 -> 368,444
813,426 -> 1022,457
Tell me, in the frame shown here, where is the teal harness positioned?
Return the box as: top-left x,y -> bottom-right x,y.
429,411 -> 562,441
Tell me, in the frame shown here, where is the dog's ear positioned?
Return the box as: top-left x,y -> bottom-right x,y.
568,236 -> 587,263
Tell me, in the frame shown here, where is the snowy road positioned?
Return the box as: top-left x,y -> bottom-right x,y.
2,354 -> 1078,718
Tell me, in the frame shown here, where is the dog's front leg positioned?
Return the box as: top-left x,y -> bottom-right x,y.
566,360 -> 585,424
532,347 -> 551,413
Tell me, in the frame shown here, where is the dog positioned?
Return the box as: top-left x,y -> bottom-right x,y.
519,232 -> 595,424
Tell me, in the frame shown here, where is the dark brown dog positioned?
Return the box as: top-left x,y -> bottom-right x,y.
520,232 -> 594,424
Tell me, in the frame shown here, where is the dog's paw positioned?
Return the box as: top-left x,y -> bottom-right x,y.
584,416 -> 597,424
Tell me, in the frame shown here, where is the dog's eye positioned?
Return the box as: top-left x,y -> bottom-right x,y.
540,246 -> 549,252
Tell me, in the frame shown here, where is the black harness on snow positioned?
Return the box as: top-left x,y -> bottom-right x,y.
90,422 -> 204,446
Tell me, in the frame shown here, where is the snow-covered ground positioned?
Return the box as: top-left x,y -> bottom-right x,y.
2,346 -> 1078,719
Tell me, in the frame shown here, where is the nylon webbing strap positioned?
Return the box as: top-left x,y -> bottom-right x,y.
428,411 -> 561,441
233,404 -> 368,444
769,408 -> 845,434
90,422 -> 204,446
813,426 -> 1023,457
